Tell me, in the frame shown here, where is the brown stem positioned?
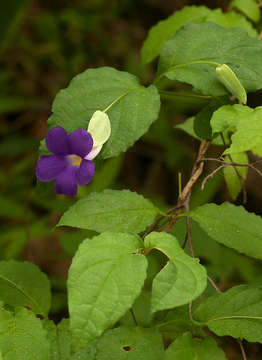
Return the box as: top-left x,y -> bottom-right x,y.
201,165 -> 226,190
130,308 -> 138,326
162,140 -> 210,234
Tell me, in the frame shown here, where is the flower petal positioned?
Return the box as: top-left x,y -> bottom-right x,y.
46,126 -> 70,155
36,155 -> 67,182
87,110 -> 111,147
84,145 -> 102,161
54,166 -> 78,195
68,129 -> 93,158
76,159 -> 95,186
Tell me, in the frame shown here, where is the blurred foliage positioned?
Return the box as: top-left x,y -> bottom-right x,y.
1,0 -> 262,357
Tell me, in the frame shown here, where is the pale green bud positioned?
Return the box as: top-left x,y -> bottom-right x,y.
216,64 -> 247,104
87,110 -> 111,147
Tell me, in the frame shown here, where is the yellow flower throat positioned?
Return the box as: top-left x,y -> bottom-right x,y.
67,154 -> 82,166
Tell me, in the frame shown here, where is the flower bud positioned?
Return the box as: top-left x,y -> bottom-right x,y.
87,110 -> 111,147
216,64 -> 247,104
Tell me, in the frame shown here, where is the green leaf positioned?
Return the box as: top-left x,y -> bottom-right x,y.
194,285 -> 262,343
119,290 -> 152,327
176,117 -> 201,140
222,106 -> 262,155
141,6 -> 257,64
68,232 -> 148,347
223,152 -> 248,200
0,307 -> 50,359
44,319 -> 71,360
194,97 -> 232,139
206,8 -> 257,35
141,6 -> 211,65
157,22 -> 262,96
155,305 -> 198,338
172,217 -> 259,283
58,189 -> 160,234
144,232 -> 207,313
230,0 -> 260,22
48,67 -> 160,159
189,202 -> 262,260
165,332 -> 227,359
96,327 -> 164,360
0,260 -> 51,316
210,104 -> 253,136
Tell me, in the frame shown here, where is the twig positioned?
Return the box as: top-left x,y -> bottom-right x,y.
189,301 -> 193,322
238,339 -> 248,360
178,140 -> 210,205
130,308 -> 138,326
201,165 -> 226,190
207,275 -> 220,293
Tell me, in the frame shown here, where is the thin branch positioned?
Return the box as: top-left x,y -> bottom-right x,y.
203,157 -> 262,178
178,140 -> 210,205
201,165 -> 226,190
207,275 -> 220,293
130,308 -> 138,326
238,339 -> 248,360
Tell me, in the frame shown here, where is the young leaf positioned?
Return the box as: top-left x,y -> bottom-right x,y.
141,6 -> 211,65
189,202 -> 262,260
165,332 -> 227,359
58,189 -> 160,234
141,6 -> 257,64
144,232 -> 206,313
230,0 -> 260,22
68,232 -> 148,347
223,152 -> 248,200
210,104 -> 253,136
194,285 -> 262,343
48,67 -> 160,159
223,106 -> 262,155
176,117 -> 201,140
43,319 -> 71,360
157,22 -> 262,96
206,8 -> 257,36
0,260 -> 51,316
96,327 -> 164,360
0,307 -> 50,359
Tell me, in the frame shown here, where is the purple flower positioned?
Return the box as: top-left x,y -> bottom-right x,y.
36,126 -> 95,195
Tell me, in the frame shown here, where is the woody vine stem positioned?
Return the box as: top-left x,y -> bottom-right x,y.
142,139 -> 247,360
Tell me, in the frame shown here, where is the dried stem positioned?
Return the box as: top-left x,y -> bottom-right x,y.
201,165 -> 226,190
202,157 -> 262,178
